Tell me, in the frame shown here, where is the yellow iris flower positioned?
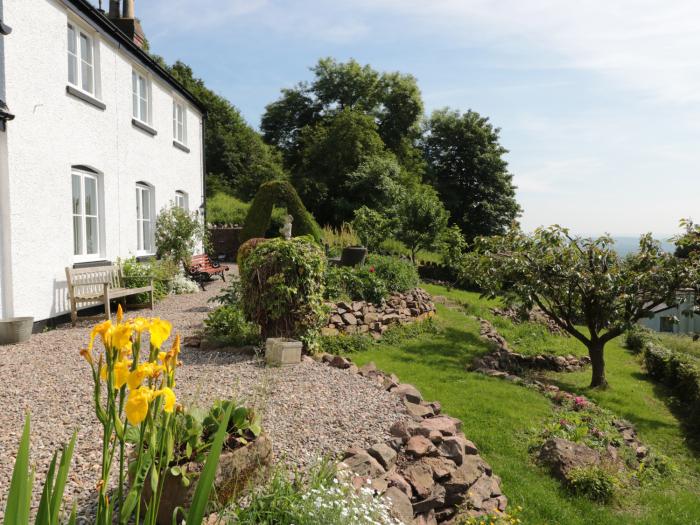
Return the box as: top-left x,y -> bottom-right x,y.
116,303 -> 124,323
89,320 -> 113,350
80,348 -> 94,366
125,387 -> 154,425
149,318 -> 172,349
105,323 -> 133,350
129,317 -> 150,333
163,335 -> 181,371
99,360 -> 132,389
127,362 -> 163,390
155,387 -> 176,413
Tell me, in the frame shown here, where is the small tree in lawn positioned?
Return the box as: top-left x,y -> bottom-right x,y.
468,225 -> 700,388
396,185 -> 449,263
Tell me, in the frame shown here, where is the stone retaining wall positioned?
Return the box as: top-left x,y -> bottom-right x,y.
320,355 -> 507,524
323,289 -> 435,339
473,319 -> 590,375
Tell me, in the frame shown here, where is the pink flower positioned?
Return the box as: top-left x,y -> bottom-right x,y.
573,396 -> 588,410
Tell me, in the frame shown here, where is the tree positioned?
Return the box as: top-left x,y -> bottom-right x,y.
673,217 -> 700,258
352,206 -> 394,252
468,226 -> 699,387
168,62 -> 286,200
395,185 -> 449,263
294,109 -> 388,225
422,109 -> 521,242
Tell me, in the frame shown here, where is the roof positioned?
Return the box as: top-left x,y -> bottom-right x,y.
644,302 -> 676,314
65,0 -> 206,114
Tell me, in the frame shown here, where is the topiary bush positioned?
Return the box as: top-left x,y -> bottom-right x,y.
237,237 -> 268,267
240,181 -> 322,243
239,238 -> 327,349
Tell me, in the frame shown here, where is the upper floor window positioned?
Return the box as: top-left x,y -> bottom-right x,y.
132,70 -> 151,123
67,23 -> 95,94
72,167 -> 102,259
172,100 -> 187,144
174,191 -> 188,211
136,183 -> 154,253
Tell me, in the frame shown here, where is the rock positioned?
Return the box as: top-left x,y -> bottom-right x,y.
321,327 -> 339,336
343,450 -> 386,478
358,362 -> 378,376
419,416 -> 461,436
405,401 -> 434,419
467,474 -> 501,510
391,383 -> 423,404
390,420 -> 419,441
413,509 -> 438,525
329,355 -> 352,369
364,312 -> 381,324
421,456 -> 457,480
403,462 -> 435,498
386,471 -> 412,497
412,484 -> 446,514
538,437 -> 601,481
406,435 -> 437,458
444,455 -> 488,505
183,335 -> 202,348
428,401 -> 442,415
438,436 -> 467,465
330,314 -> 343,325
427,430 -> 443,444
341,312 -> 358,325
384,487 -> 414,524
368,442 -> 398,470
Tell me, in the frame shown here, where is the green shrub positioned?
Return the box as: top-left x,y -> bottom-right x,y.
643,344 -> 673,380
365,254 -> 419,293
624,325 -> 657,354
322,223 -> 360,257
352,206 -> 394,252
324,265 -> 387,304
567,466 -> 617,503
155,205 -> 209,268
240,181 -> 322,243
239,238 -> 327,349
206,192 -> 250,225
204,305 -> 261,347
119,256 -> 173,302
318,333 -> 373,354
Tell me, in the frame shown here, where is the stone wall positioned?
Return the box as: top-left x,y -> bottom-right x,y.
473,319 -> 590,375
323,289 -> 435,339
321,355 -> 507,524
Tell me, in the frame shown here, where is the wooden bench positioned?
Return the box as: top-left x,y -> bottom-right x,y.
65,265 -> 154,326
187,254 -> 229,289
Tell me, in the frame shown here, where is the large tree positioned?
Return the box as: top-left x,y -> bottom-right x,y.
422,109 -> 521,242
168,62 -> 285,200
468,226 -> 699,387
395,185 -> 450,263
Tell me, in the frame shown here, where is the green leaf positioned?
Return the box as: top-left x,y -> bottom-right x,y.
5,414 -> 32,525
119,451 -> 153,523
186,402 -> 233,525
49,431 -> 77,524
150,465 -> 159,494
66,504 -> 77,525
124,425 -> 141,444
35,453 -> 57,525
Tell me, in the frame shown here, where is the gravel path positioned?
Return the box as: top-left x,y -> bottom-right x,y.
0,271 -> 408,520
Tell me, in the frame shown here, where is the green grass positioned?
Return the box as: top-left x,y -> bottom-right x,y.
656,333 -> 700,361
347,284 -> 700,525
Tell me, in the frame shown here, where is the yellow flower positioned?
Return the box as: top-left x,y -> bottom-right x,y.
113,360 -> 131,389
149,318 -> 172,349
164,334 -> 181,371
125,387 -> 154,425
127,362 -> 162,390
105,323 -> 133,350
116,303 -> 124,323
129,317 -> 150,333
80,348 -> 94,366
90,320 -> 113,350
155,387 -> 176,413
157,351 -> 167,363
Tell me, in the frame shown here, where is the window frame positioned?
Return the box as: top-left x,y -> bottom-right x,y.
174,190 -> 188,211
71,168 -> 103,263
67,20 -> 99,98
135,183 -> 155,255
132,69 -> 152,125
172,99 -> 188,146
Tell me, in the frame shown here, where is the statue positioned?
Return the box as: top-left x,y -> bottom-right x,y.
280,214 -> 293,240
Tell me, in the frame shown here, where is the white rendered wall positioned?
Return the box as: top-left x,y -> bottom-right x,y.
2,0 -> 204,321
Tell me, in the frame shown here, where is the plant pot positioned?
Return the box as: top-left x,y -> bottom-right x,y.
340,246 -> 368,267
141,433 -> 272,525
0,317 -> 34,345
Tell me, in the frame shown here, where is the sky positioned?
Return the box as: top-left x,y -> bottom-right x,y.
102,0 -> 700,238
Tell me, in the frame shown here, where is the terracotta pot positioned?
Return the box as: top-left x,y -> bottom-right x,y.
140,433 -> 272,525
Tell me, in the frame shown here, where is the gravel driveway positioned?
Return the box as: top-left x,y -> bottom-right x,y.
0,271 -> 408,520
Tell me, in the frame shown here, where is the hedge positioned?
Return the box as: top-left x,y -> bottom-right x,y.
240,181 -> 322,243
644,343 -> 700,428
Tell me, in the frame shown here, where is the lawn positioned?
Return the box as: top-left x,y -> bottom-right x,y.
350,284 -> 700,525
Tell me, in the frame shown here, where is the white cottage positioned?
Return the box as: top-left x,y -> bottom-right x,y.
0,0 -> 205,325
639,289 -> 700,334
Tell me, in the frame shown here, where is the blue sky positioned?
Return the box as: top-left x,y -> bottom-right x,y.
109,0 -> 700,238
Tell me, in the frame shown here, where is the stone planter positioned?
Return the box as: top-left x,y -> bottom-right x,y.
0,317 -> 33,345
265,337 -> 302,366
143,433 -> 272,525
341,246 -> 368,266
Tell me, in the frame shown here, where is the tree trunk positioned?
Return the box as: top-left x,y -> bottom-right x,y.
587,340 -> 608,388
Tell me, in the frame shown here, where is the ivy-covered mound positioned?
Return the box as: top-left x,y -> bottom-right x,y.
240,180 -> 322,243
239,237 -> 327,348
530,390 -> 672,503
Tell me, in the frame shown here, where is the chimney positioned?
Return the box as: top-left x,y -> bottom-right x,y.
108,0 -> 120,19
110,0 -> 146,49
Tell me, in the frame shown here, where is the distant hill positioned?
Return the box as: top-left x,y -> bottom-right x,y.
611,236 -> 675,257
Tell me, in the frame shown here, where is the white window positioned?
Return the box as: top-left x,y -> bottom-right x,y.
67,22 -> 95,94
136,183 -> 154,253
173,100 -> 187,144
174,191 -> 188,211
72,168 -> 101,259
132,70 -> 150,123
